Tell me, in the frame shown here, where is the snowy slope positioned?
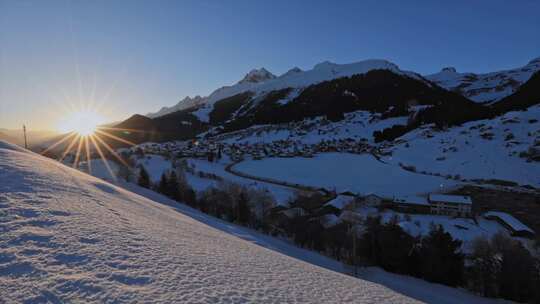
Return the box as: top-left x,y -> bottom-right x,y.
233,153 -> 459,198
186,156 -> 296,205
215,111 -> 408,145
388,106 -> 540,186
237,67 -> 276,84
0,141 -> 421,303
426,57 -> 540,103
146,95 -> 208,118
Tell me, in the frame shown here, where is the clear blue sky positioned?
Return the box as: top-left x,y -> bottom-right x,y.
1,0 -> 539,130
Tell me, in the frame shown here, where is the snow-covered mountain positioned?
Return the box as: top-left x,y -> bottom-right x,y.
192,59 -> 423,122
146,95 -> 208,118
0,141 -> 420,303
426,57 -> 540,103
237,67 -> 276,84
145,59 -> 421,121
113,56 -> 539,148
145,56 -> 540,121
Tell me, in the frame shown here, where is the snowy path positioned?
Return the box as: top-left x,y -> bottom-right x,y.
0,142 -> 417,303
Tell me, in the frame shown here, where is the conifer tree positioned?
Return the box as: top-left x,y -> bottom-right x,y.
168,171 -> 180,200
137,165 -> 150,188
158,173 -> 169,195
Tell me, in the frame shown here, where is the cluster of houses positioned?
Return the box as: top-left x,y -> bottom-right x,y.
134,137 -> 375,162
335,193 -> 535,239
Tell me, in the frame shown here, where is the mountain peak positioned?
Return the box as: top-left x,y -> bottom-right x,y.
313,61 -> 338,70
528,56 -> 540,65
441,67 -> 457,73
280,67 -> 303,77
238,68 -> 276,84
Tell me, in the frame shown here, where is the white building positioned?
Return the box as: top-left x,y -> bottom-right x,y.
428,194 -> 472,217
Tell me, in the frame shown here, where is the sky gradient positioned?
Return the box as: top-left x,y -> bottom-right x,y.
1,0 -> 539,130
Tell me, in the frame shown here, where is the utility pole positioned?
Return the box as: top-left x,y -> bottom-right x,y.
23,125 -> 28,149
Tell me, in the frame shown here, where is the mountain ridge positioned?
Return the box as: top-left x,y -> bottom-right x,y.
426,57 -> 540,103
113,57 -> 540,145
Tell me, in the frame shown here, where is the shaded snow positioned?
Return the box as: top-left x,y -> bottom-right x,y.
134,154 -> 173,183
234,153 -> 459,198
186,157 -> 296,205
389,106 -> 540,186
146,96 -> 207,118
483,211 -> 534,233
426,58 -> 540,103
218,111 -> 408,145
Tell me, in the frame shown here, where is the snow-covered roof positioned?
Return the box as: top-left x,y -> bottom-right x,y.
325,195 -> 354,209
393,196 -> 430,206
428,194 -> 472,205
484,211 -> 534,234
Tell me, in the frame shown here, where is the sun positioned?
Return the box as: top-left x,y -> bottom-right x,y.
57,110 -> 105,136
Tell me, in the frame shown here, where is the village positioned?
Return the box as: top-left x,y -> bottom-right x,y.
135,136 -> 380,162
127,138 -> 536,241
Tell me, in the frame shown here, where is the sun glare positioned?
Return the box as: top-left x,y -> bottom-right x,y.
58,110 -> 105,136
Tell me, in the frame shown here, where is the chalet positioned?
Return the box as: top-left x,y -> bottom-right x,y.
363,194 -> 384,207
428,194 -> 472,217
484,211 -> 535,238
325,195 -> 355,210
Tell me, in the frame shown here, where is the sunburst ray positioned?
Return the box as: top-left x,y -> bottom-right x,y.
89,134 -> 117,182
41,132 -> 77,156
72,136 -> 85,168
92,133 -> 131,169
95,129 -> 136,146
84,136 -> 92,175
59,134 -> 81,163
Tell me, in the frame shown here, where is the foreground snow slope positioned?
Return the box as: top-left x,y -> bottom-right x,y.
0,142 -> 417,303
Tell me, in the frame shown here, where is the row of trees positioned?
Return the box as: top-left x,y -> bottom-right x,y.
468,233 -> 540,302
137,163 -> 275,229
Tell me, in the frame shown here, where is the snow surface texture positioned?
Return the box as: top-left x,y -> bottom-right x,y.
426,57 -> 540,103
233,153 -> 459,198
0,142 -> 423,303
388,106 -> 540,186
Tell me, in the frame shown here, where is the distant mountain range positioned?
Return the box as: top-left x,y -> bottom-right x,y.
110,57 -> 540,145
0,128 -> 58,147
